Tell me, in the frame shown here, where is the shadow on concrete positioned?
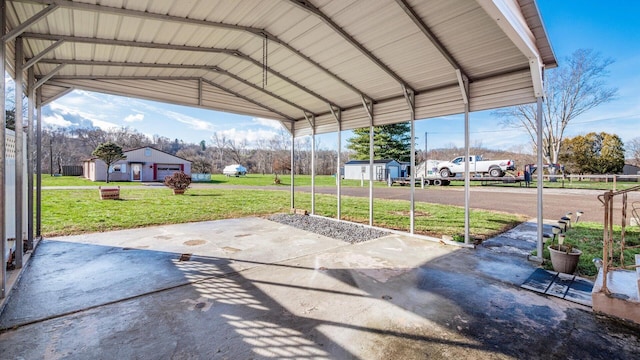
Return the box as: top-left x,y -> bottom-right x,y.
1,223 -> 639,359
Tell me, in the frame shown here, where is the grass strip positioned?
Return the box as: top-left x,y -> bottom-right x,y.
42,188 -> 524,239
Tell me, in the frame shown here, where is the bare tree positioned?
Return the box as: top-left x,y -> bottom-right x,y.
495,49 -> 617,167
628,137 -> 640,166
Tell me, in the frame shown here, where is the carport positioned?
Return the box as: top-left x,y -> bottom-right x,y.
0,0 -> 556,298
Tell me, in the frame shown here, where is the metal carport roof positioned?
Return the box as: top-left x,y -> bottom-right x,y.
3,0 -> 555,136
0,0 -> 557,299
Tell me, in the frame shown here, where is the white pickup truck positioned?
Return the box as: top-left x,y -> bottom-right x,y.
437,155 -> 515,178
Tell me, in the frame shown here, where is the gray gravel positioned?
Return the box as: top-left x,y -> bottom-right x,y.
268,213 -> 389,243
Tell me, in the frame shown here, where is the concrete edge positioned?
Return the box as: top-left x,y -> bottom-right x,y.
0,237 -> 43,315
307,214 -> 476,249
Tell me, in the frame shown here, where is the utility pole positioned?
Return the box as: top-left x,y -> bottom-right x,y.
424,131 -> 428,161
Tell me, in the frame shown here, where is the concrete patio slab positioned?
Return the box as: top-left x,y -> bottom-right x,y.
1,218 -> 639,359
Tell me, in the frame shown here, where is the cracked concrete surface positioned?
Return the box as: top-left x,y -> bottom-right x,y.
0,217 -> 639,359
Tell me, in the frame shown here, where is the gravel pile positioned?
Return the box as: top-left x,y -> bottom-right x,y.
268,214 -> 389,244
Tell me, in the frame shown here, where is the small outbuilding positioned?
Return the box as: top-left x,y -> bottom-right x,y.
83,146 -> 191,182
343,159 -> 401,181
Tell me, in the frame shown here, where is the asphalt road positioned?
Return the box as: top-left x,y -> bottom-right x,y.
50,183 -> 639,224
293,184 -> 639,224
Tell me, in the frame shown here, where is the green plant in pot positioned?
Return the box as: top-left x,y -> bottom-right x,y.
164,171 -> 191,195
548,223 -> 582,274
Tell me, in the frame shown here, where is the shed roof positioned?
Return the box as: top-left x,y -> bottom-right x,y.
345,159 -> 399,165
5,0 -> 555,137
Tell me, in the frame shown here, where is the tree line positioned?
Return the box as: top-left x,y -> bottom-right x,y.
36,125 -> 349,176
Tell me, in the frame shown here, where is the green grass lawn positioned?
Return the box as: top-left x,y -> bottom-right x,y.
538,221 -> 640,278
42,174 -> 640,192
42,187 -> 525,239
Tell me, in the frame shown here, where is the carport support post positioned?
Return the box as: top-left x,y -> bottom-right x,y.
331,106 -> 342,220
0,0 -> 6,298
36,88 -> 42,238
536,96 -> 544,260
27,66 -> 34,249
362,97 -> 374,226
290,123 -> 295,210
15,36 -> 24,268
403,87 -> 416,234
305,113 -> 316,215
459,73 -> 471,245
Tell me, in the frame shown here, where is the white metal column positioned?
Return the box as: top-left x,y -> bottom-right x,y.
331,107 -> 342,220
362,97 -> 374,226
305,113 -> 316,215
403,87 -> 416,234
36,88 -> 42,238
0,0 -> 6,298
14,36 -> 24,267
536,96 -> 544,260
26,67 -> 34,249
457,71 -> 471,244
290,123 -> 295,210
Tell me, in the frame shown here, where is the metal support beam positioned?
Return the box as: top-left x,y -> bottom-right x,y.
361,97 -> 375,226
34,63 -> 65,89
395,0 -> 470,81
201,79 -> 294,122
36,88 -> 42,238
290,0 -> 414,93
24,33 -> 339,109
462,76 -> 471,245
536,96 -> 544,260
403,86 -> 416,234
0,0 -> 6,298
290,123 -> 295,210
305,113 -> 316,215
1,4 -> 58,43
198,78 -> 203,106
26,66 -> 34,250
14,0 -> 371,100
24,39 -> 64,70
15,36 -> 24,268
330,106 -> 342,220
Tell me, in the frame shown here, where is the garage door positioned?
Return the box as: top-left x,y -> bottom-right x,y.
157,164 -> 182,180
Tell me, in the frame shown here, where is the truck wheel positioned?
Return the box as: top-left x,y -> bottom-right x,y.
433,179 -> 442,186
489,167 -> 503,177
439,168 -> 451,178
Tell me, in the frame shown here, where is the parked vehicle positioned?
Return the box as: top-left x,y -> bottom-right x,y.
437,155 -> 515,178
223,164 -> 247,177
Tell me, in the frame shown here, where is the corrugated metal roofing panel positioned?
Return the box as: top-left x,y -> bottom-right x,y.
6,0 -> 556,137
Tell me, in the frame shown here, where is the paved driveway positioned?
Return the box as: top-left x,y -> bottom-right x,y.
1,218 -> 638,359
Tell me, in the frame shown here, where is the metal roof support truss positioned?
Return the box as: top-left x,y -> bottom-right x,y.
290,0 -> 414,94
14,0 -> 370,101
23,33 -> 336,109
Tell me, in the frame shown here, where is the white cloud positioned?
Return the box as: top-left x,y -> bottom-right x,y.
216,128 -> 279,146
124,113 -> 145,122
43,114 -> 72,127
164,110 -> 215,131
253,117 -> 283,129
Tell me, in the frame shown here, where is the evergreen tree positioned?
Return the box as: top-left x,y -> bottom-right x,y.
347,123 -> 412,161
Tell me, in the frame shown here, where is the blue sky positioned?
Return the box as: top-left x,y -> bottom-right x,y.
41,0 -> 640,153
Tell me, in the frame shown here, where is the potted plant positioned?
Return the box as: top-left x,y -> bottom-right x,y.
164,171 -> 191,195
548,227 -> 582,274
